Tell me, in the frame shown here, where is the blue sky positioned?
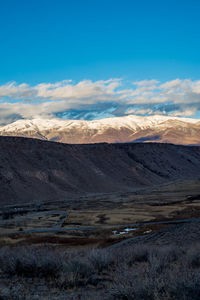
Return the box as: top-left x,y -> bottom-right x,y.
0,0 -> 200,123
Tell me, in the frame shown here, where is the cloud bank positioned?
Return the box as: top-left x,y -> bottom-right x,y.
0,78 -> 200,124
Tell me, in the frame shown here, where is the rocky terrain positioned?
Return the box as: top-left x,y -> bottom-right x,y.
0,115 -> 199,145
0,136 -> 200,205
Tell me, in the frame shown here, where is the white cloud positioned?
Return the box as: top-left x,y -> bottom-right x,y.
0,78 -> 199,125
168,108 -> 197,117
36,79 -> 121,100
125,108 -> 153,115
160,79 -> 182,89
0,82 -> 35,98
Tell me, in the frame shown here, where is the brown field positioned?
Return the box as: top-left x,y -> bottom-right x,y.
0,178 -> 200,248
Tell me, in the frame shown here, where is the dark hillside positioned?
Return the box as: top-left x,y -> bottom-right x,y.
0,137 -> 200,204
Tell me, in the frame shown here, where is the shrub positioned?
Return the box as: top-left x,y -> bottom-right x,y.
0,246 -> 62,278
186,245 -> 200,268
1,243 -> 200,299
87,248 -> 114,272
55,258 -> 95,289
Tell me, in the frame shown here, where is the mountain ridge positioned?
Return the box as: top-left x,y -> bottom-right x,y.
0,136 -> 200,205
0,115 -> 199,145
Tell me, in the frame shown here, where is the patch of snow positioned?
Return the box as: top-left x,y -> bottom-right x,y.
0,115 -> 199,141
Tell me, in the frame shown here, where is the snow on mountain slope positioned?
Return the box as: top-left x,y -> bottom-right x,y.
0,115 -> 199,145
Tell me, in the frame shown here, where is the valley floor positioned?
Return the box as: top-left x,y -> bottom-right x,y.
1,178 -> 200,299
0,179 -> 200,248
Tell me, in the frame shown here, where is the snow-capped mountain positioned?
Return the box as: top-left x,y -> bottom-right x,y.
0,115 -> 199,145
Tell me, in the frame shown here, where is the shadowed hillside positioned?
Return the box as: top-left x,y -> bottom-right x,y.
0,136 -> 200,205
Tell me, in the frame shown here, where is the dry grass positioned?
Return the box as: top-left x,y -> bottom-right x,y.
0,242 -> 200,299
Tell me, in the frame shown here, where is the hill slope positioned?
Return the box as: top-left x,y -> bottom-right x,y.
0,115 -> 199,145
0,136 -> 200,205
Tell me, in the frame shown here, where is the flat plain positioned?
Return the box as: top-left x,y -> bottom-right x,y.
1,178 -> 200,248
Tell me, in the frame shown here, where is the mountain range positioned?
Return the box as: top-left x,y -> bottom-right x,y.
0,136 -> 200,204
0,115 -> 199,145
